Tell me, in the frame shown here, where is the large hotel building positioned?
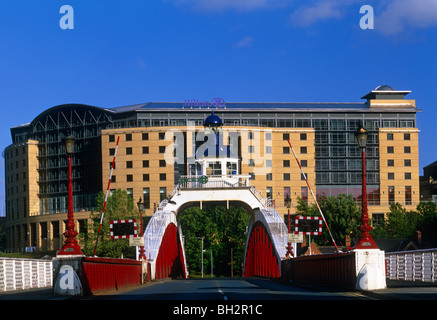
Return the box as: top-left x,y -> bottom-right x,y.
4,85 -> 420,252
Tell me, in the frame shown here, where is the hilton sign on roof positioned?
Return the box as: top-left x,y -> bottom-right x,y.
183,97 -> 226,109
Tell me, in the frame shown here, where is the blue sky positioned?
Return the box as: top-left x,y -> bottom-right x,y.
0,0 -> 436,215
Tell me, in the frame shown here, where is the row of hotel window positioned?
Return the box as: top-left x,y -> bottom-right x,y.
131,184 -> 414,210
109,119 -> 415,129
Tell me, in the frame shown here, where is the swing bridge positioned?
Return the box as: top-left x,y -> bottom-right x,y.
143,174 -> 289,279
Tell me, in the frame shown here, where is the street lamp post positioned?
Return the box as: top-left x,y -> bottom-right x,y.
284,195 -> 294,257
137,197 -> 147,260
57,133 -> 84,256
197,237 -> 204,278
354,126 -> 379,250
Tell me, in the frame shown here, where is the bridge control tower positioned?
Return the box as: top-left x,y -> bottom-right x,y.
142,112 -> 291,280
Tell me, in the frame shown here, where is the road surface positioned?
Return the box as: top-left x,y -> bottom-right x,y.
86,277 -> 372,300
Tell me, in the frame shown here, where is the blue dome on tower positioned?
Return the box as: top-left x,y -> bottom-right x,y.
203,111 -> 223,128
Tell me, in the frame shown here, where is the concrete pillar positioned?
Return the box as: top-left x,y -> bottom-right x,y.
53,256 -> 84,296
354,249 -> 386,291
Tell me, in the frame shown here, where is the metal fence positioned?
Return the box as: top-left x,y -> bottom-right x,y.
385,249 -> 437,283
0,258 -> 52,292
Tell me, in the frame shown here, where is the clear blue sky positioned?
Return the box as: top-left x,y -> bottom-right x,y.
0,0 -> 436,216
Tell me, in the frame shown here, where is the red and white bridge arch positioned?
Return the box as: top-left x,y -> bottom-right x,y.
143,175 -> 291,280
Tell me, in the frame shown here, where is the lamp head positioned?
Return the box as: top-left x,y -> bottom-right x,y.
63,133 -> 75,155
354,126 -> 368,149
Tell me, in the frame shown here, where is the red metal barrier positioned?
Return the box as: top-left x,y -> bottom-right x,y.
155,223 -> 187,279
81,257 -> 143,295
282,252 -> 357,290
244,221 -> 280,278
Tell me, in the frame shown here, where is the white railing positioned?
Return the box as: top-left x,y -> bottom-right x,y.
143,211 -> 177,261
0,258 -> 52,292
178,175 -> 250,189
385,249 -> 437,283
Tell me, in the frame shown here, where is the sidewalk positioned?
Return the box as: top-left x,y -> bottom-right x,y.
364,280 -> 437,300
0,287 -> 71,300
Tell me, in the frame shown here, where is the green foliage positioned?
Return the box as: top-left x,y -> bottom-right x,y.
178,205 -> 250,277
297,195 -> 437,246
296,195 -> 361,246
79,189 -> 140,258
384,203 -> 422,239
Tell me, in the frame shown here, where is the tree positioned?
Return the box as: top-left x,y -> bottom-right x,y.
384,203 -> 421,240
80,189 -> 140,258
178,205 -> 250,277
296,195 -> 362,246
416,201 -> 437,246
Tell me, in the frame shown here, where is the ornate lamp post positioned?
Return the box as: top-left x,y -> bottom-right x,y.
137,197 -> 146,260
354,126 -> 379,249
58,133 -> 84,256
284,195 -> 294,257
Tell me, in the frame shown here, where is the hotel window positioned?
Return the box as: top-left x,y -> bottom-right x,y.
160,187 -> 167,201
142,146 -> 149,154
387,160 -> 394,167
266,187 -> 273,199
143,160 -> 149,168
404,133 -> 410,140
283,147 -> 290,154
249,173 -> 255,180
109,135 -> 115,142
248,146 -> 255,153
126,134 -> 132,141
159,146 -> 165,153
159,132 -> 165,140
143,188 -> 150,209
266,173 -> 272,181
265,132 -> 271,140
207,162 -> 221,176
400,120 -> 414,128
301,187 -> 308,204
405,186 -> 412,205
127,188 -> 133,199
283,173 -> 290,181
109,162 -> 115,169
405,172 -> 411,180
143,174 -> 149,181
248,132 -> 254,140
265,146 -> 272,154
283,160 -> 290,167
126,161 -> 133,169
372,213 -> 384,227
126,147 -> 132,155
283,133 -> 289,140
111,175 -> 116,183
109,148 -> 115,156
159,173 -> 166,181
266,160 -> 272,167
404,159 -> 411,167
300,147 -> 307,154
142,133 -> 149,140
284,187 -> 290,199
300,133 -> 307,141
301,160 -> 307,167
387,146 -> 394,153
127,175 -> 133,182
388,173 -> 394,180
404,146 -> 411,153
249,159 -> 255,167
388,186 -> 395,204
159,160 -> 166,167
387,133 -> 393,140
330,119 -> 345,131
